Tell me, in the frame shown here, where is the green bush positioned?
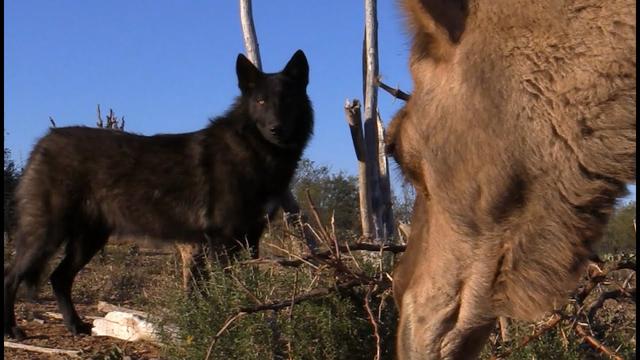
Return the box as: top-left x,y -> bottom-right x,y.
149,250 -> 397,360
598,201 -> 636,254
4,147 -> 21,235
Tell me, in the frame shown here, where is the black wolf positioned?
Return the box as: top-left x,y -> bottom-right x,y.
4,50 -> 313,339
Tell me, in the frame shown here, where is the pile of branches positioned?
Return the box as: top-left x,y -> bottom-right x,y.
202,191 -> 402,359
205,193 -> 635,359
488,254 -> 636,359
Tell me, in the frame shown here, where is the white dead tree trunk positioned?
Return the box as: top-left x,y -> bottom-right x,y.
362,0 -> 393,243
377,112 -> 394,240
239,0 -> 262,70
345,100 -> 373,237
362,0 -> 382,242
346,0 -> 395,243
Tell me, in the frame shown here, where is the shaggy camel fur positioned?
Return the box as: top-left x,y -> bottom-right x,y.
387,0 -> 635,358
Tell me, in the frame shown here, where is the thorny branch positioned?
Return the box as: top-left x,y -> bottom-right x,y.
491,313 -> 564,359
574,324 -> 624,360
235,241 -> 405,270
205,312 -> 248,360
205,192 -> 397,354
491,255 -> 636,359
364,285 -> 382,360
96,104 -> 125,130
207,192 -> 634,359
210,222 -> 633,360
237,278 -> 379,314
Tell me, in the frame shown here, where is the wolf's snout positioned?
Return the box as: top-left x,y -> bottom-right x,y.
269,125 -> 282,136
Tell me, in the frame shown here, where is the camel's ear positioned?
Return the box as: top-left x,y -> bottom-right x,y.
402,0 -> 469,56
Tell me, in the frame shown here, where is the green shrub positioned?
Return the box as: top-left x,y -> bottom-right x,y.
598,201 -> 636,254
149,249 -> 398,360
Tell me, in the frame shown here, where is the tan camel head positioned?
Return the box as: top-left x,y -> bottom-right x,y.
388,0 -> 636,358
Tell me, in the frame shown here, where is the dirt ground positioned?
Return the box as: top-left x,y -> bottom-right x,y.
6,301 -> 161,359
4,242 -> 172,360
4,239 -> 635,359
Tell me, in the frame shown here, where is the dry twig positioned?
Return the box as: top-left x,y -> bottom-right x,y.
375,76 -> 411,101
204,312 -> 247,360
364,285 -> 382,360
4,341 -> 81,358
493,255 -> 635,358
492,313 -> 563,359
574,324 -> 624,360
238,278 -> 376,314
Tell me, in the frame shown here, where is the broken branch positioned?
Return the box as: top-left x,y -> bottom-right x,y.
375,76 -> 410,101
574,324 -> 624,360
238,278 -> 375,314
4,341 -> 81,358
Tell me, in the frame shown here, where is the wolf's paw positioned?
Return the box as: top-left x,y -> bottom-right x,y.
4,325 -> 27,341
68,321 -> 92,336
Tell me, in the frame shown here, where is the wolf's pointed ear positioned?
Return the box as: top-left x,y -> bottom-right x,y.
236,53 -> 261,93
402,0 -> 469,57
283,50 -> 309,87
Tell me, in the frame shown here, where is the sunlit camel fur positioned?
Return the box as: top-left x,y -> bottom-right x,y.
387,0 -> 636,358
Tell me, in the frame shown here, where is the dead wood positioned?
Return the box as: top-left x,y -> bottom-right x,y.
574,324 -> 624,360
364,285 -> 382,360
376,113 -> 394,242
238,278 -> 375,314
205,312 -> 248,360
4,341 -> 81,358
492,255 -> 635,359
362,0 -> 385,243
587,287 -> 636,321
345,99 -> 373,238
97,301 -> 148,318
491,313 -> 563,360
375,76 -> 410,101
239,0 -> 262,70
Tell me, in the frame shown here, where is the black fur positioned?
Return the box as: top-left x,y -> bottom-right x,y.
4,50 -> 313,339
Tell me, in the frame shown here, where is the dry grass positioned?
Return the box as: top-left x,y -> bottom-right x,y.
3,226 -> 635,360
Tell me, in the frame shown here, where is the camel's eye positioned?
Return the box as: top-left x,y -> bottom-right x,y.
385,141 -> 396,158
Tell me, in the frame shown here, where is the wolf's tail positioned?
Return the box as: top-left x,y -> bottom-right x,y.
9,161 -> 67,300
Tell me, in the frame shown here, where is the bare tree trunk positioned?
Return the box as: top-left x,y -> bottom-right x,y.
376,113 -> 394,241
347,0 -> 395,243
363,0 -> 390,243
239,0 -> 262,70
345,100 -> 373,238
499,317 -> 510,342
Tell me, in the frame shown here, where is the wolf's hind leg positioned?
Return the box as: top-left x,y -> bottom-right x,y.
4,227 -> 64,340
178,242 -> 208,295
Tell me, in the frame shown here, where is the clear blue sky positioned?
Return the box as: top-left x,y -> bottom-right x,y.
4,1 -> 635,204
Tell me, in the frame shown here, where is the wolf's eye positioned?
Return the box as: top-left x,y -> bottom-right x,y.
257,99 -> 265,105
